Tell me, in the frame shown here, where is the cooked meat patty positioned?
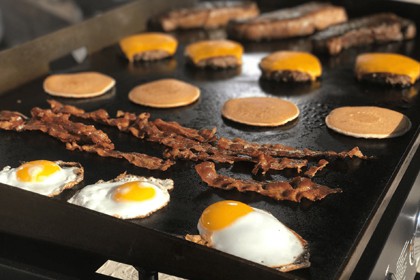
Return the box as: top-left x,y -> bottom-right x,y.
355,53 -> 420,87
312,13 -> 416,55
227,2 -> 347,41
153,1 -> 259,31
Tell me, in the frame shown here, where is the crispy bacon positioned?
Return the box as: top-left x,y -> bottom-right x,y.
152,118 -> 217,142
304,159 -> 329,178
252,154 -> 308,175
47,101 -> 368,173
49,100 -> 216,142
195,162 -> 342,202
48,101 -> 308,173
0,101 -> 369,203
0,107 -> 173,171
217,137 -> 366,159
49,100 -> 138,131
29,107 -> 114,150
67,143 -> 173,171
0,111 -> 27,130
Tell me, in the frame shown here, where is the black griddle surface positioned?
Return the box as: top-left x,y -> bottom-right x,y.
0,31 -> 419,280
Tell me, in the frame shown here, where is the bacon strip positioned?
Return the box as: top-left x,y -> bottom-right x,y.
217,137 -> 366,159
50,99 -> 366,162
0,111 -> 27,130
252,154 -> 308,175
49,100 -> 216,142
195,162 -> 342,202
30,107 -> 114,150
0,101 -> 368,203
304,159 -> 329,178
48,101 -> 309,173
49,100 -> 139,132
0,109 -> 174,171
67,143 -> 173,171
153,118 -> 217,142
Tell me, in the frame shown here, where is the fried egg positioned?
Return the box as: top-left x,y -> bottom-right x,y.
196,200 -> 310,271
0,160 -> 83,197
68,173 -> 174,219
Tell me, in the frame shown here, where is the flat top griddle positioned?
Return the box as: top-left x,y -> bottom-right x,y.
0,2 -> 420,280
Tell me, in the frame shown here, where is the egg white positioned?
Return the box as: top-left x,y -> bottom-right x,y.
68,174 -> 174,219
0,161 -> 82,196
198,207 -> 307,268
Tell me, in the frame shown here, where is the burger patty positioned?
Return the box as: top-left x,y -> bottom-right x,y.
312,13 -> 416,55
227,2 -> 347,41
153,1 -> 259,31
356,72 -> 413,87
261,70 -> 313,82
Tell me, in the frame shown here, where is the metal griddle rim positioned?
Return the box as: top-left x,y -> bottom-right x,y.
0,1 -> 419,279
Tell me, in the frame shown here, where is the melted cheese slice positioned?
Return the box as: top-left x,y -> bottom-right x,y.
259,51 -> 322,81
355,53 -> 420,84
119,33 -> 178,62
185,40 -> 243,64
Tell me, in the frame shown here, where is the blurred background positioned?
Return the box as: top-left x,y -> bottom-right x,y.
1,0 -> 420,51
0,0 -> 134,50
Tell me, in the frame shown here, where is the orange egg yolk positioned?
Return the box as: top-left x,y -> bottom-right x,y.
16,160 -> 61,182
185,40 -> 243,64
112,181 -> 156,202
199,200 -> 253,231
355,53 -> 420,84
260,51 -> 322,81
119,33 -> 178,62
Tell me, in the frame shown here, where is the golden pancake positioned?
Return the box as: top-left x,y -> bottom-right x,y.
185,39 -> 243,68
355,53 -> 420,86
259,51 -> 322,82
222,97 -> 299,127
128,79 -> 200,108
43,72 -> 115,98
119,32 -> 178,62
325,106 -> 411,139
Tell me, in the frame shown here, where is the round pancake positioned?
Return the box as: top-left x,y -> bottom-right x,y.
128,79 -> 200,108
325,106 -> 412,139
222,97 -> 299,127
43,72 -> 115,98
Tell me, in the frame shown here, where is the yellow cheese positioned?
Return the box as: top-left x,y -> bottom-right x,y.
355,53 -> 420,84
259,51 -> 322,81
119,33 -> 178,62
185,40 -> 243,65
